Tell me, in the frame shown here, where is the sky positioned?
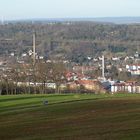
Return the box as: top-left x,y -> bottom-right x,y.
0,0 -> 140,20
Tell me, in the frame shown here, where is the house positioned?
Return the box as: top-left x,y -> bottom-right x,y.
130,69 -> 140,75
75,80 -> 107,93
39,56 -> 44,60
126,64 -> 140,76
111,81 -> 140,93
134,52 -> 140,58
135,83 -> 140,93
67,82 -> 80,91
111,82 -> 125,93
10,53 -> 15,56
22,53 -> 27,57
66,79 -> 107,93
126,65 -> 140,70
65,71 -> 88,81
112,57 -> 120,61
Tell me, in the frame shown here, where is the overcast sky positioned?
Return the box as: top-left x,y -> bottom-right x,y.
0,0 -> 140,20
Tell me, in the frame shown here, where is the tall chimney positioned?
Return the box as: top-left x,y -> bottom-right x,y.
102,55 -> 105,79
33,33 -> 36,65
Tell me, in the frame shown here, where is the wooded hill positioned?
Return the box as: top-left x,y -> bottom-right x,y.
0,22 -> 140,61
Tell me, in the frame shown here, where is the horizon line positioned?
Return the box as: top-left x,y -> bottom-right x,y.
3,16 -> 140,21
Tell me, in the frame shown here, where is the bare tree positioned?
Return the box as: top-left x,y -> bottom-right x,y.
46,62 -> 67,93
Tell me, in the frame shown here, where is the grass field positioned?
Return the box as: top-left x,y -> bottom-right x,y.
0,93 -> 140,140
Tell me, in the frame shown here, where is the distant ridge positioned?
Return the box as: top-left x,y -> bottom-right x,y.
6,17 -> 140,24
90,17 -> 140,24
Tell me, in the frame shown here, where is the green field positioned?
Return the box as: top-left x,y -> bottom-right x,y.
0,94 -> 140,140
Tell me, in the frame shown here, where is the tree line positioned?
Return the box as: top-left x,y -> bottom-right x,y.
0,22 -> 140,61
0,61 -> 68,95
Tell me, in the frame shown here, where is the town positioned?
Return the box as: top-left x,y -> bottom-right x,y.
0,32 -> 139,94
1,0 -> 140,140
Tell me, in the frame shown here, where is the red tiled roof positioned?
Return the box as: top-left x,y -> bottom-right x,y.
75,80 -> 96,85
113,83 -> 125,86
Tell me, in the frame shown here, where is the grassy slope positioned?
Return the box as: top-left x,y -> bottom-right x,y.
0,94 -> 140,140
